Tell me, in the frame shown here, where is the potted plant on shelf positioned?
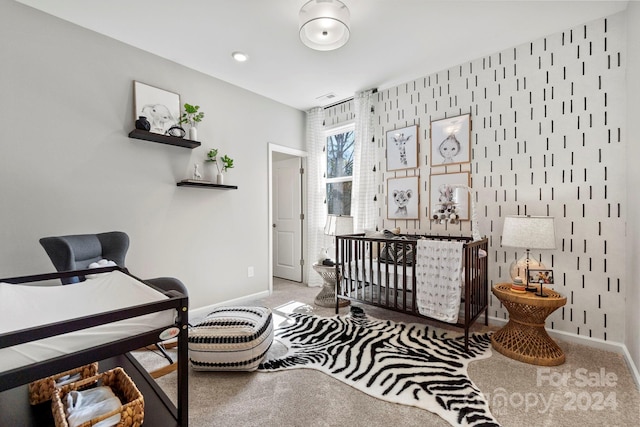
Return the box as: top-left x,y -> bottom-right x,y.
179,103 -> 204,141
205,149 -> 234,184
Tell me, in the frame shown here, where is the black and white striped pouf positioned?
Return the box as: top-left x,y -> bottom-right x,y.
188,306 -> 274,371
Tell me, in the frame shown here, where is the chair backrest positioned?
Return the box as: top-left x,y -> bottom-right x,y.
39,231 -> 129,284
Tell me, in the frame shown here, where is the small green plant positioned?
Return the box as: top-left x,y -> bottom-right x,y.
205,148 -> 218,163
179,103 -> 204,127
205,148 -> 234,173
220,154 -> 234,172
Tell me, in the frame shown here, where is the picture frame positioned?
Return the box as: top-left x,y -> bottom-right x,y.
386,125 -> 418,171
527,269 -> 554,285
528,268 -> 554,297
134,81 -> 181,135
387,176 -> 420,220
430,114 -> 471,166
429,172 -> 470,220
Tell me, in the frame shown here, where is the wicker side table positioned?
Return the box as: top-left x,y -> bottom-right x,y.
491,283 -> 567,366
312,263 -> 350,308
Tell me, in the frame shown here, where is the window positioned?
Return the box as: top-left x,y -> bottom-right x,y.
325,124 -> 354,215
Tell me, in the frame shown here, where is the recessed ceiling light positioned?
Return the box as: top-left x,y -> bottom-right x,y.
232,51 -> 249,62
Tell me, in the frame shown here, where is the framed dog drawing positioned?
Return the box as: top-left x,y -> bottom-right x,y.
387,176 -> 420,220
386,125 -> 418,171
134,81 -> 181,135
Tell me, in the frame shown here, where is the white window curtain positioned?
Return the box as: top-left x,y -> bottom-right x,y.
351,90 -> 376,233
306,107 -> 325,286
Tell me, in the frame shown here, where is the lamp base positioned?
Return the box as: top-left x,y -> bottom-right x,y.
509,255 -> 545,292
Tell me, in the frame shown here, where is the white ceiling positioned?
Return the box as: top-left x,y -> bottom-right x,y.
16,0 -> 629,111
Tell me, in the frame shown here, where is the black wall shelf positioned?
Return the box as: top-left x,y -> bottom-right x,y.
177,180 -> 238,190
128,129 -> 201,149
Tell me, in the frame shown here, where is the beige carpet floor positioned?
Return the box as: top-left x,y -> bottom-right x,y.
133,278 -> 640,427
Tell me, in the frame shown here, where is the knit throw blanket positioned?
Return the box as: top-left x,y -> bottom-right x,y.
415,239 -> 465,323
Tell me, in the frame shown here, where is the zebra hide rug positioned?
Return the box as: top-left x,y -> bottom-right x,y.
258,307 -> 499,427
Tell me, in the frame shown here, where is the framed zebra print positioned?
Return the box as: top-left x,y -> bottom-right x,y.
429,172 -> 471,221
386,125 -> 418,171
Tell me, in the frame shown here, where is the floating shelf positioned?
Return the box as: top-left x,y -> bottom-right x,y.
177,179 -> 238,190
128,129 -> 201,149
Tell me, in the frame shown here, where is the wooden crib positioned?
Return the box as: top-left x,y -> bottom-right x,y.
334,233 -> 489,350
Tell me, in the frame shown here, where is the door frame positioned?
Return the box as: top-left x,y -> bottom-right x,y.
268,143 -> 308,294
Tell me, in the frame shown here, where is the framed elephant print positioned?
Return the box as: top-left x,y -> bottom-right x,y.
134,81 -> 181,135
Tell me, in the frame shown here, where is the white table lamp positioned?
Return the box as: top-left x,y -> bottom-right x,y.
501,215 -> 556,291
321,215 -> 353,264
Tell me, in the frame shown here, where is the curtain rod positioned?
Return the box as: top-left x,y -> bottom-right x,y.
323,97 -> 353,110
322,88 -> 378,110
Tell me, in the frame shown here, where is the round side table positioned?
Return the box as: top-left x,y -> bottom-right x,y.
491,283 -> 567,366
312,263 -> 350,308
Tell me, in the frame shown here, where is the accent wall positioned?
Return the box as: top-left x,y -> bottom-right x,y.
325,12 -> 628,346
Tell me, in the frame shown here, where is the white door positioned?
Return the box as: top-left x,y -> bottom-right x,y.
273,157 -> 303,281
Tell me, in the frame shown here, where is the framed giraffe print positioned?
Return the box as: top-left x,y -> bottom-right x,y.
386,125 -> 418,171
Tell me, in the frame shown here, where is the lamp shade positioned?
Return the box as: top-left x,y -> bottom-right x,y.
324,215 -> 353,236
502,215 -> 556,249
299,0 -> 350,51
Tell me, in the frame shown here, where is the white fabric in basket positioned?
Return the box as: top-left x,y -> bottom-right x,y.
66,386 -> 121,427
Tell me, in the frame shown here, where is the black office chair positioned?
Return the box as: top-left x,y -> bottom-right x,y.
39,231 -> 188,371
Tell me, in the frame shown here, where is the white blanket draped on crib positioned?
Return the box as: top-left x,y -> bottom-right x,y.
415,239 -> 464,323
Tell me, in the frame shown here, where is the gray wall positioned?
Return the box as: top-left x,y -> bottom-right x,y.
0,1 -> 305,309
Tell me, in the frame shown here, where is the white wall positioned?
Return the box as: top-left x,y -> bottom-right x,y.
364,13 -> 628,345
0,2 -> 305,310
304,9 -> 638,376
625,2 -> 640,377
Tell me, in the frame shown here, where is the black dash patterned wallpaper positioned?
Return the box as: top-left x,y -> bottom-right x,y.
324,12 -> 626,342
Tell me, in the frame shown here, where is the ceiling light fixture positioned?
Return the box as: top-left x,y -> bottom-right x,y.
299,0 -> 350,51
232,51 -> 249,62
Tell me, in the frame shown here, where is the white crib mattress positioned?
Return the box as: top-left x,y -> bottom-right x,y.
0,270 -> 175,373
344,260 -> 469,290
344,260 -> 415,289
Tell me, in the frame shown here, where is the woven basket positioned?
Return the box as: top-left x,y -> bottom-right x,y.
28,363 -> 99,405
51,367 -> 144,427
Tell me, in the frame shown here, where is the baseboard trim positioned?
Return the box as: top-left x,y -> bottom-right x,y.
622,345 -> 640,390
189,290 -> 271,323
488,316 -> 640,390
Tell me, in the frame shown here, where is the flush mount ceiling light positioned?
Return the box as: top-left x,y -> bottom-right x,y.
299,0 -> 350,51
232,51 -> 249,62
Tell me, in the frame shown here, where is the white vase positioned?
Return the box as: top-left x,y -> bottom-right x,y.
217,173 -> 224,185
189,126 -> 198,141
